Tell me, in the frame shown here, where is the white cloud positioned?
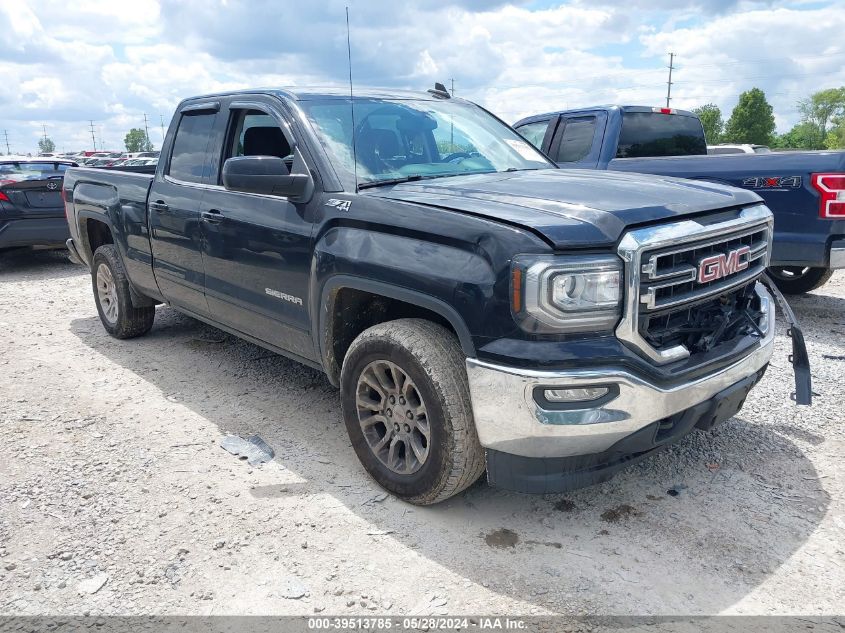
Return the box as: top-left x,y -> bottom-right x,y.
0,1 -> 842,153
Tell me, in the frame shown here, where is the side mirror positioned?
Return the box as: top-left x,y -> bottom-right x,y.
222,155 -> 311,200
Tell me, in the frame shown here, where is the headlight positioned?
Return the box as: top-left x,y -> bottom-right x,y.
512,255 -> 622,333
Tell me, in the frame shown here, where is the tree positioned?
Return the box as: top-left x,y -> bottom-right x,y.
771,121 -> 825,150
692,103 -> 723,144
825,116 -> 845,149
723,88 -> 776,145
38,136 -> 55,153
797,87 -> 845,147
124,128 -> 153,153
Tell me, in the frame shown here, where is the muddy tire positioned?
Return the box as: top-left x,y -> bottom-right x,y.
340,319 -> 485,505
91,245 -> 155,339
768,266 -> 833,295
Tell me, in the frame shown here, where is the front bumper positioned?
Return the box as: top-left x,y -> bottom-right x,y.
466,284 -> 775,460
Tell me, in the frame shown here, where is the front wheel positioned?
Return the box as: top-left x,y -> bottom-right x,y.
767,266 -> 833,295
340,319 -> 485,505
91,245 -> 155,338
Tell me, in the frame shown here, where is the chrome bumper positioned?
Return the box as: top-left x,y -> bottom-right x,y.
830,240 -> 845,269
466,284 -> 775,459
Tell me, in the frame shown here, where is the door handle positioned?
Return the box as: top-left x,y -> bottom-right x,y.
201,209 -> 224,224
149,200 -> 169,213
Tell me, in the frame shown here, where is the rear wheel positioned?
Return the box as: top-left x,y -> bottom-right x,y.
340,319 -> 485,505
767,266 -> 833,295
91,245 -> 155,338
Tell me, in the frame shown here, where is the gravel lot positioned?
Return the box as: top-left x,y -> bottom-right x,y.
0,249 -> 843,617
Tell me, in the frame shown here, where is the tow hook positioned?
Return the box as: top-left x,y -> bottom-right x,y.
760,274 -> 812,405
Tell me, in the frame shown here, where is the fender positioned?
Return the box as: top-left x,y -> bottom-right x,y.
316,275 -> 476,385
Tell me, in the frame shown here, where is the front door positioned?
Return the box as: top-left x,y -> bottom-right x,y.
198,101 -> 316,360
148,107 -> 219,315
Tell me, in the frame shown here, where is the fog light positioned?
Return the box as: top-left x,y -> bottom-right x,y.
544,387 -> 609,403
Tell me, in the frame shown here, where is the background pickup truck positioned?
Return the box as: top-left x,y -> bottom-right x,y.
64,87 -> 797,503
514,106 -> 845,294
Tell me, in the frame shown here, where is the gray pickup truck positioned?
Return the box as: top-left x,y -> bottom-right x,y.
63,86 -> 808,504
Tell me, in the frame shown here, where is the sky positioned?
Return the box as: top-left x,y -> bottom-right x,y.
1,0 -> 843,154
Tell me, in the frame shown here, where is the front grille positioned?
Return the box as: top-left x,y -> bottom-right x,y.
639,225 -> 768,312
616,205 -> 773,365
636,224 -> 769,353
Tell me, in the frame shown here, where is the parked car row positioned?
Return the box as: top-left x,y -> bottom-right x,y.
37,150 -> 160,168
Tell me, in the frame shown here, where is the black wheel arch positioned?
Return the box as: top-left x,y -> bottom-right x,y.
316,275 -> 475,387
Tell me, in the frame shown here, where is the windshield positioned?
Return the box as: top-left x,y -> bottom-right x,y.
300,97 -> 552,187
616,112 -> 707,158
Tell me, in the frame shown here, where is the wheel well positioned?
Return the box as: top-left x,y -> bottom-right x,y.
323,287 -> 460,386
85,219 -> 114,260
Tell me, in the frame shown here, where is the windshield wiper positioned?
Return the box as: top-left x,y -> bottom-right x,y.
357,175 -> 423,190
357,170 -> 499,191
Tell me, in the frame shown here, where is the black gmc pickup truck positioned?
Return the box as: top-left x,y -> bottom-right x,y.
63,86 -> 807,504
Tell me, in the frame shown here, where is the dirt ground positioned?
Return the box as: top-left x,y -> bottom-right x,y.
0,249 -> 843,617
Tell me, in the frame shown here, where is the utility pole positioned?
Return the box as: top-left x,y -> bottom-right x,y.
42,124 -> 48,142
3,130 -> 10,155
666,52 -> 675,108
89,120 -> 97,151
159,115 -> 166,143
143,113 -> 151,149
449,79 -> 455,148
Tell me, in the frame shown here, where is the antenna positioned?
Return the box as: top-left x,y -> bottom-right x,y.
346,6 -> 358,193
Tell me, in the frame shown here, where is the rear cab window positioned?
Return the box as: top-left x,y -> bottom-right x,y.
616,112 -> 706,158
167,111 -> 218,183
555,117 -> 597,163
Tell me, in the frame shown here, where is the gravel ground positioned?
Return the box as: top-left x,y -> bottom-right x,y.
0,248 -> 843,617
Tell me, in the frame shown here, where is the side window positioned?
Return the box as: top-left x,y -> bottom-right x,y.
225,109 -> 292,175
167,112 -> 216,183
516,121 -> 549,150
555,116 -> 596,163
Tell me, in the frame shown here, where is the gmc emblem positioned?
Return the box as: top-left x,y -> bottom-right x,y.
697,246 -> 751,283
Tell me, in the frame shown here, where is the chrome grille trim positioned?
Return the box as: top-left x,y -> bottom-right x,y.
616,204 -> 773,365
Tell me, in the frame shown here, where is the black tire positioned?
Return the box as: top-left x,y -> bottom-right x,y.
767,266 -> 833,295
91,245 -> 155,339
340,319 -> 486,505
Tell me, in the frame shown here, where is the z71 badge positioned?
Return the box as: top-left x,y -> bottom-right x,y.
741,176 -> 801,189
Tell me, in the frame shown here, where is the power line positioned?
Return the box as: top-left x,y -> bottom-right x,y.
677,50 -> 845,69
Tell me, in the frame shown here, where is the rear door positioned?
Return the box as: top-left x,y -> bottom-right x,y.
148,102 -> 220,316
547,112 -> 608,168
197,96 -> 317,360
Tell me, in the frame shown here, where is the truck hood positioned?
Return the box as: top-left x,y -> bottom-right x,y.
366,169 -> 762,249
